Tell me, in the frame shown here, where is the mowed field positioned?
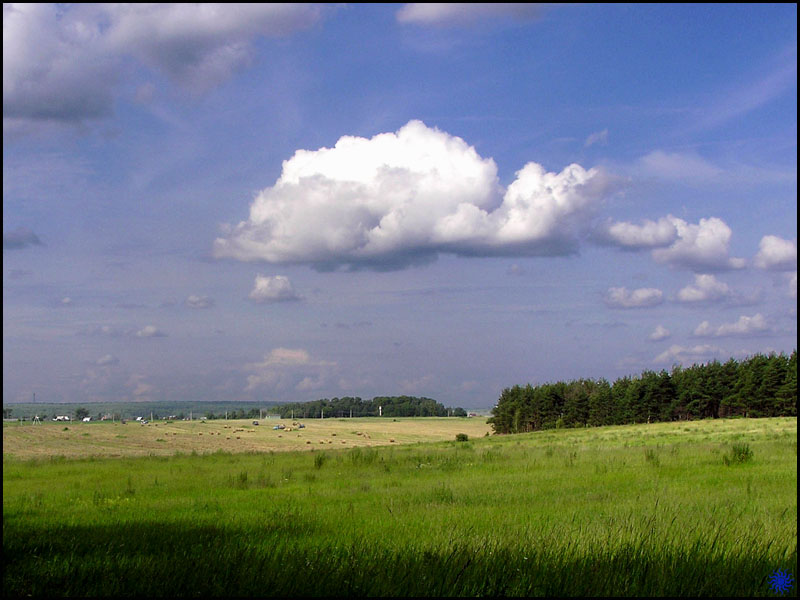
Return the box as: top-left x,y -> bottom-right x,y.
2,416 -> 493,460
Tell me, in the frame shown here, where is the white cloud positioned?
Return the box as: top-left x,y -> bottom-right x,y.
693,313 -> 769,338
648,325 -> 671,341
249,275 -> 302,303
604,287 -> 664,309
60,297 -> 73,306
3,3 -> 320,126
595,216 -> 677,249
584,128 -> 608,148
244,348 -> 335,392
80,325 -> 124,337
135,324 -> 167,338
599,215 -> 745,272
638,150 -> 723,181
185,294 -> 214,309
654,344 -> 723,365
753,235 -> 797,271
96,354 -> 119,366
676,274 -> 731,303
651,216 -> 745,272
127,374 -> 154,399
789,272 -> 797,299
214,120 -> 619,270
396,3 -> 543,26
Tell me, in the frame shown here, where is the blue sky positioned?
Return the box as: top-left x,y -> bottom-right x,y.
3,3 -> 797,409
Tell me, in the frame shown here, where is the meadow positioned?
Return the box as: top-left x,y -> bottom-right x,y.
3,417 -> 797,597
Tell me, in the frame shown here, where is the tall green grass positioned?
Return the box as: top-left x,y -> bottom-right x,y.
4,418 -> 797,596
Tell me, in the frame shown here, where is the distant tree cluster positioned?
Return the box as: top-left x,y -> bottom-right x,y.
203,407 -> 262,420
276,396 -> 467,419
489,351 -> 797,435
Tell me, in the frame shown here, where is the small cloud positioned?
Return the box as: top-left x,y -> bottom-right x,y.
594,216 -> 677,249
135,325 -> 167,338
244,347 -> 335,392
654,344 -> 723,365
60,297 -> 73,306
127,374 -> 154,399
584,128 -> 608,148
638,150 -> 723,181
693,313 -> 769,338
676,274 -> 731,303
249,275 -> 302,303
396,3 -> 544,27
3,226 -> 43,250
651,216 -> 745,272
185,294 -> 214,309
507,263 -> 525,276
96,354 -> 119,366
649,325 -> 671,341
753,235 -> 797,271
80,325 -> 125,337
604,287 -> 664,309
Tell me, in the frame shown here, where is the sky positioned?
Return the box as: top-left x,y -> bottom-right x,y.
3,3 -> 797,409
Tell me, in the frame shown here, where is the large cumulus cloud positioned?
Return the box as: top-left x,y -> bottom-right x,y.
213,120 -> 619,270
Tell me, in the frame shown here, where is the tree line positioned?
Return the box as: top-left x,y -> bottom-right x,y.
489,351 -> 797,434
275,396 -> 467,419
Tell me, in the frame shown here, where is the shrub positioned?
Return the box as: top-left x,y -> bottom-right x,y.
644,447 -> 660,466
723,442 -> 754,465
314,452 -> 327,469
455,433 -> 469,442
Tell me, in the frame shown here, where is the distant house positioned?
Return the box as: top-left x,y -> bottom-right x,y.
468,413 -> 478,418
54,415 -> 70,421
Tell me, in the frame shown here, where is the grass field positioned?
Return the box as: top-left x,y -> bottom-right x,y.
3,417 -> 797,597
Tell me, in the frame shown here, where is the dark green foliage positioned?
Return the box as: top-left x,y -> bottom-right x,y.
455,433 -> 469,442
723,443 -> 754,465
490,351 -> 797,434
275,396 -> 466,419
